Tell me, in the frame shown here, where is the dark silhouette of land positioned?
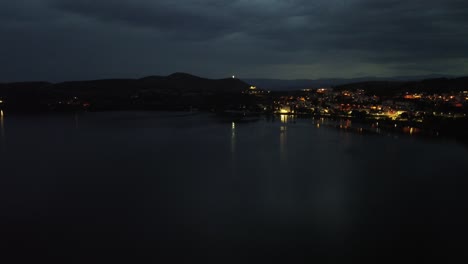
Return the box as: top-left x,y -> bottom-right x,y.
334,77 -> 468,96
0,74 -> 467,144
0,73 -> 251,112
1,74 -> 468,112
246,74 -> 457,91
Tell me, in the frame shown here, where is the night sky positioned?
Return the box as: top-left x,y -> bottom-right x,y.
1,0 -> 468,82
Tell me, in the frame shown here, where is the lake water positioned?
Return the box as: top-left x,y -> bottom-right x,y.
1,111 -> 467,263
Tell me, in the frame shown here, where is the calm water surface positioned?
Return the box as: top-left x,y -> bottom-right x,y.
0,112 -> 467,263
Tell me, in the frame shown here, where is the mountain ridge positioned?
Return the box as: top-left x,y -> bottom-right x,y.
0,73 -> 252,111
244,74 -> 457,91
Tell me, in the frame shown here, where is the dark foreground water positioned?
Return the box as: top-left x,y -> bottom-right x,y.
0,112 -> 467,263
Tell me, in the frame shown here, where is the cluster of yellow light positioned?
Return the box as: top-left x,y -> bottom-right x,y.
249,86 -> 257,90
317,88 -> 327,93
0,100 -> 3,104
404,94 -> 422,99
385,110 -> 406,120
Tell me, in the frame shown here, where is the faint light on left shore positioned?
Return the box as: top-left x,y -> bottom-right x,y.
0,110 -> 3,117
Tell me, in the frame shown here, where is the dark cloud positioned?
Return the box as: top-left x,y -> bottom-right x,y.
49,0 -> 237,40
1,0 -> 468,81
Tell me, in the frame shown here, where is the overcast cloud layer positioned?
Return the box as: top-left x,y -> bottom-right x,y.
1,0 -> 468,81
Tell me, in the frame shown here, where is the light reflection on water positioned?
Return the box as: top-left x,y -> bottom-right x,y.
0,112 -> 467,261
280,125 -> 287,163
0,110 -> 5,147
231,121 -> 236,154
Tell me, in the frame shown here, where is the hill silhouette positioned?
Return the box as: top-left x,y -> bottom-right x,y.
0,73 -> 251,111
2,74 -> 467,111
245,74 -> 456,91
334,77 -> 468,96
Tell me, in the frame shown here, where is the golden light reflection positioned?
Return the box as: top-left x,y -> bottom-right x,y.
280,126 -> 287,162
0,110 -> 4,144
403,126 -> 420,135
231,122 -> 236,159
280,114 -> 289,124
